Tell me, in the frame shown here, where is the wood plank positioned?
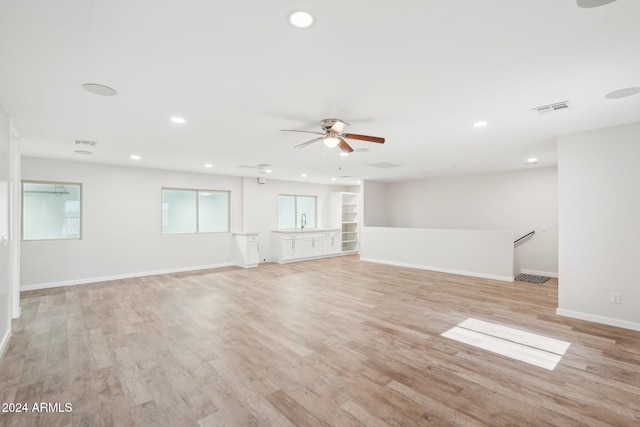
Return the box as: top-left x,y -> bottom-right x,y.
442,326 -> 564,370
2,255 -> 639,426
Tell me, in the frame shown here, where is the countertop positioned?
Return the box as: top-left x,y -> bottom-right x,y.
272,228 -> 339,233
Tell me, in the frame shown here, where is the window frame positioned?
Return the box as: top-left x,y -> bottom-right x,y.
21,180 -> 83,242
161,187 -> 230,235
277,193 -> 317,230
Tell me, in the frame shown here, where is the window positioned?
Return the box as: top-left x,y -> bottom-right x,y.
22,181 -> 82,241
161,188 -> 229,234
278,194 -> 316,229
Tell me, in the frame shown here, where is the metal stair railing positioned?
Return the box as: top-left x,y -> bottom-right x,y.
514,230 -> 535,245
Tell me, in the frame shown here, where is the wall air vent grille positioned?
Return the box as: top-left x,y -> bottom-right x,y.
532,101 -> 572,115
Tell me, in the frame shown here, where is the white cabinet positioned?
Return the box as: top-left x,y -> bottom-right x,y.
271,229 -> 341,263
322,230 -> 341,255
304,233 -> 324,257
233,232 -> 259,268
282,233 -> 303,260
330,192 -> 359,253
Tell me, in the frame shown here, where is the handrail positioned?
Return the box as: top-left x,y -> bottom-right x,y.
514,230 -> 535,245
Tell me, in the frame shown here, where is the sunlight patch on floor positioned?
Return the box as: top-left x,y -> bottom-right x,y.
441,318 -> 570,370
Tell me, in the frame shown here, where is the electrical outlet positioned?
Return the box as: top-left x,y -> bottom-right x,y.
610,292 -> 621,304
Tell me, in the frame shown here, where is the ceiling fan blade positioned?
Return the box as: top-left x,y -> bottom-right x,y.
338,138 -> 354,153
330,120 -> 350,133
294,137 -> 323,149
281,129 -> 325,136
343,133 -> 385,144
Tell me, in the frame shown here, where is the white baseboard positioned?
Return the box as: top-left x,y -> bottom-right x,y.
520,269 -> 558,278
0,328 -> 10,360
556,308 -> 640,332
360,257 -> 514,283
21,262 -> 236,292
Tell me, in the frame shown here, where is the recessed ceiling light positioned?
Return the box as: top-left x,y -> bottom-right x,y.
288,11 -> 314,29
576,0 -> 617,8
265,169 -> 273,174
604,87 -> 640,99
74,150 -> 93,155
473,121 -> 488,128
204,163 -> 212,168
130,154 -> 141,160
340,152 -> 349,157
82,83 -> 117,96
170,117 -> 186,124
301,173 -> 308,178
525,158 -> 538,165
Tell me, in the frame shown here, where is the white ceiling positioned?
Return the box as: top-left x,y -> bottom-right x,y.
1,0 -> 639,184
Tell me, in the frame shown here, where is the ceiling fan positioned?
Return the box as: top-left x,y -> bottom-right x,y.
281,118 -> 385,153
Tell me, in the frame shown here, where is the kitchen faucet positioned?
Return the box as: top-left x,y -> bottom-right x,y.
301,213 -> 307,230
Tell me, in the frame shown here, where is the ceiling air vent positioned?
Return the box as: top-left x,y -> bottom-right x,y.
532,101 -> 571,115
239,163 -> 273,174
239,163 -> 272,169
73,139 -> 98,147
366,162 -> 401,169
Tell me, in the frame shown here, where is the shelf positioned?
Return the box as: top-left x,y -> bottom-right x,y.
333,191 -> 359,254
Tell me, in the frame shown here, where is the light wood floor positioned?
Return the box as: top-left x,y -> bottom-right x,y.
2,256 -> 639,426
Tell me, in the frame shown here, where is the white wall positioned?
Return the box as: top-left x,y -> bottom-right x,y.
363,168 -> 558,275
0,105 -> 11,357
9,122 -> 20,318
20,159 -> 352,288
362,180 -> 392,226
557,122 -> 640,331
240,176 -> 350,262
21,158 -> 243,288
361,226 -> 514,281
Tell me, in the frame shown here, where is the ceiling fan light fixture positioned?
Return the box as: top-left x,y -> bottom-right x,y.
288,11 -> 314,29
323,136 -> 340,148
